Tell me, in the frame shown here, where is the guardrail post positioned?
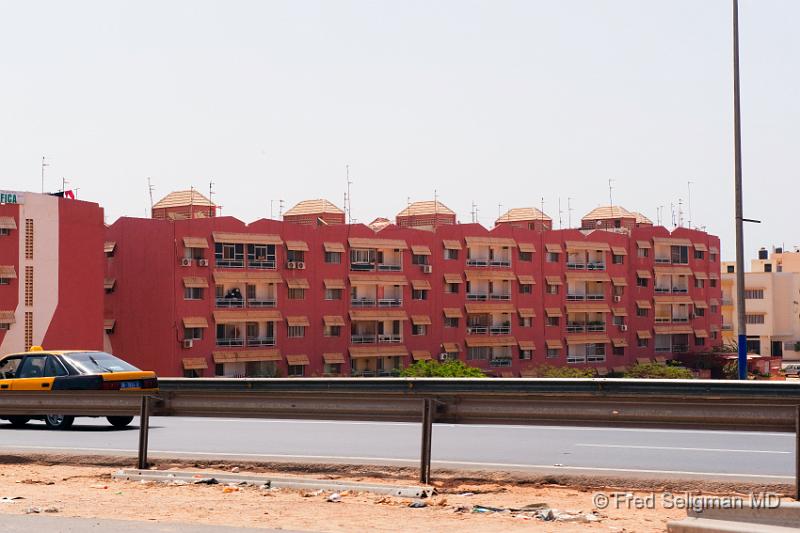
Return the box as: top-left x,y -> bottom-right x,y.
420,398 -> 433,484
138,395 -> 151,470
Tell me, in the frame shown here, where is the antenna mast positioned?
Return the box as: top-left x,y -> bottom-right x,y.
558,198 -> 563,229
147,177 -> 155,211
345,165 -> 353,224
567,197 -> 573,228
687,181 -> 693,229
41,156 -> 49,193
608,178 -> 614,211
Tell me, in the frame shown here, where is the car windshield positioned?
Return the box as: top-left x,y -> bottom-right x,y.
61,352 -> 140,374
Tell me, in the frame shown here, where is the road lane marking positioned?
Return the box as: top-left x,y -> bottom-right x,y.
2,445 -> 793,480
575,444 -> 791,454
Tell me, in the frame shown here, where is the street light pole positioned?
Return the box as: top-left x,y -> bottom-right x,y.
733,0 -> 747,380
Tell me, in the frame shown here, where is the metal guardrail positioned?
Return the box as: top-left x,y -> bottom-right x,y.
1,378 -> 799,496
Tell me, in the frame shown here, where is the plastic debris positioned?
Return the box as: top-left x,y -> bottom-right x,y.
327,493 -> 342,503
0,496 -> 24,504
192,478 -> 219,485
408,501 -> 427,508
457,492 -> 475,497
302,489 -> 325,498
90,484 -> 108,489
231,467 -> 240,473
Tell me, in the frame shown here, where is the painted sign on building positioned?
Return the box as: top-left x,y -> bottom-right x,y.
0,191 -> 24,204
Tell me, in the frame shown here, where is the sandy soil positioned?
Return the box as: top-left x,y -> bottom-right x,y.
0,458 -> 793,532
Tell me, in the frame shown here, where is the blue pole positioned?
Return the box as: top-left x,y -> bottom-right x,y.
737,334 -> 747,380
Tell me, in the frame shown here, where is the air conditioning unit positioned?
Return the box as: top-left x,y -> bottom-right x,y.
613,295 -> 622,302
286,261 -> 297,269
182,339 -> 194,349
296,261 -> 306,270
181,258 -> 192,267
422,265 -> 433,274
198,259 -> 209,267
439,352 -> 450,361
620,324 -> 628,331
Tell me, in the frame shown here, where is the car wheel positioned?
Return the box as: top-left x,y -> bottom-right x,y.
107,416 -> 134,428
7,416 -> 31,428
44,414 -> 75,430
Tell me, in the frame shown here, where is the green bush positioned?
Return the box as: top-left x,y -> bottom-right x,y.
520,364 -> 595,378
399,360 -> 486,377
722,361 -> 739,380
624,362 -> 694,379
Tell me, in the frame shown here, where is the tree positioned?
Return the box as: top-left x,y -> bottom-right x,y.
399,360 -> 486,378
624,362 -> 694,379
520,364 -> 595,378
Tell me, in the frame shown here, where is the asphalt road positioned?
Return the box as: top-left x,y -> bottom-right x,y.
0,417 -> 795,483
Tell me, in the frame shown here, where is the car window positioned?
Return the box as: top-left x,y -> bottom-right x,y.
0,357 -> 23,379
17,356 -> 48,379
61,352 -> 139,374
44,356 -> 69,377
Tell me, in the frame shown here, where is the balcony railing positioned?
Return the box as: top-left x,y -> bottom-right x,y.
722,298 -> 733,305
673,344 -> 689,353
467,325 -> 489,335
489,358 -> 512,367
351,298 -> 377,307
467,293 -> 489,301
655,317 -> 671,323
247,298 -> 276,308
350,262 -> 375,272
567,294 -> 586,301
722,324 -> 733,330
246,336 -> 276,347
489,325 -> 511,335
672,317 -> 690,323
216,259 -> 244,268
377,334 -> 402,344
489,293 -> 511,301
655,287 -> 671,293
466,259 -> 489,267
566,324 -> 585,333
351,370 -> 376,377
672,287 -> 689,294
377,263 -> 402,272
655,346 -> 671,353
586,293 -> 604,301
216,337 -> 244,347
587,262 -> 606,271
216,298 -> 244,308
248,259 -> 276,270
655,257 -> 671,264
378,298 -> 402,307
567,262 -> 586,270
586,324 -> 605,332
489,259 -> 511,268
351,334 -> 377,344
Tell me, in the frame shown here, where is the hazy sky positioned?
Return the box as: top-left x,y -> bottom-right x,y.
1,1 -> 797,260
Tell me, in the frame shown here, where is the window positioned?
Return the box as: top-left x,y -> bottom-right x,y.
519,283 -> 532,294
0,277 -> 10,285
695,308 -> 705,317
247,244 -> 276,268
287,250 -> 305,263
613,286 -> 624,297
325,288 -> 342,300
519,317 -> 532,327
288,365 -> 305,377
711,305 -> 718,313
24,266 -> 33,306
745,314 -> 765,325
216,242 -> 245,267
0,228 -> 9,236
412,289 -> 428,300
519,251 -> 532,262
546,348 -> 559,358
445,283 -> 459,294
519,349 -> 532,360
709,279 -> 717,288
695,337 -> 705,346
671,246 -> 689,264
694,250 -> 704,260
325,251 -> 342,264
710,253 -> 718,262
288,288 -> 305,300
546,252 -> 559,263
412,254 -> 428,265
350,248 -> 375,265
444,317 -> 459,328
612,346 -> 624,356
745,289 -> 764,299
324,325 -> 341,337
695,279 -> 705,289
612,315 -> 624,326
636,276 -> 648,288
184,327 -> 203,340
637,338 -> 649,348
467,347 -> 490,360
444,249 -> 458,260
0,356 -> 21,376
546,316 -> 560,327
546,284 -> 559,295
726,265 -> 734,273
612,255 -> 624,264
711,331 -> 718,340
412,324 -> 427,336
24,219 -> 33,260
637,248 -> 649,258
184,287 -> 203,300
288,325 -> 306,338
324,363 -> 342,375
0,323 -> 9,331
636,307 -> 649,317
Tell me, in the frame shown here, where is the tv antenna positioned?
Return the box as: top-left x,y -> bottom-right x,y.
567,197 -> 573,228
147,177 -> 155,211
687,181 -> 693,229
471,201 -> 478,224
41,156 -> 49,193
345,165 -> 353,224
558,197 -> 563,229
656,205 -> 664,226
608,178 -> 615,211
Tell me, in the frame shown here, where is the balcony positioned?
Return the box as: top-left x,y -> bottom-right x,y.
216,298 -> 244,308
489,325 -> 511,335
586,323 -> 605,332
489,259 -> 511,268
467,325 -> 489,335
586,293 -> 604,301
377,334 -> 402,344
489,358 -> 512,368
246,336 -> 276,347
248,259 -> 276,270
722,323 -> 733,330
350,262 -> 375,272
567,294 -> 586,301
655,257 -> 671,264
655,287 -> 671,294
351,334 -> 377,344
567,323 -> 605,333
466,259 -> 489,267
351,298 -> 377,307
377,263 -> 402,272
671,317 -> 690,323
655,317 -> 671,323
489,293 -> 511,301
566,324 -> 586,333
672,287 -> 689,294
586,262 -> 606,271
216,337 -> 244,347
378,298 -> 403,307
247,298 -> 276,308
672,344 -> 689,353
467,293 -> 489,301
567,262 -> 586,270
216,259 -> 244,268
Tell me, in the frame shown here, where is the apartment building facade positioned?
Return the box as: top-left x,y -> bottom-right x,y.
103,193 -> 722,377
721,248 -> 800,361
0,191 -> 105,354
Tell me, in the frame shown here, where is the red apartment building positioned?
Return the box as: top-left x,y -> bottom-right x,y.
104,192 -> 722,377
0,190 -> 105,354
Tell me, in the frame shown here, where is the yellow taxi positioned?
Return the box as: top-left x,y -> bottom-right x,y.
0,347 -> 158,430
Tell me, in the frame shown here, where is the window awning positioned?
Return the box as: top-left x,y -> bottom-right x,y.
213,310 -> 282,322
323,242 -> 345,253
104,278 -> 116,290
636,240 -> 652,249
323,315 -> 345,327
442,342 -> 460,353
411,279 -> 431,290
323,352 -> 345,364
596,367 -> 609,376
566,303 -> 610,313
518,308 -> 536,318
104,241 -> 116,254
694,329 -> 709,338
410,245 -> 431,255
611,246 -> 627,256
182,357 -> 208,370
286,316 -> 310,327
611,277 -> 627,287
0,216 -> 17,230
324,279 -> 345,290
443,307 -> 463,319
349,274 -> 408,285
565,240 -> 610,252
411,315 -> 432,326
612,307 -> 628,317
183,237 -> 209,248
103,318 -> 115,331
709,298 -> 720,306
411,350 -> 431,361
693,300 -> 709,309
518,340 -> 535,350
654,237 -> 692,247
654,295 -> 693,304
518,242 -> 535,253
214,271 -> 283,283
517,274 -> 535,285
693,271 -> 709,280
465,335 -> 517,347
545,307 -> 563,317
709,272 -> 720,280
565,272 -> 609,282
0,265 -> 17,278
348,237 -> 408,250
443,273 -> 463,284
612,338 -> 628,348
545,339 -> 563,349
464,270 -> 517,282
212,232 -> 283,245
545,276 -> 563,285
637,330 -> 652,339
286,354 -> 310,365
693,243 -> 708,252
464,236 -> 517,247
654,324 -> 693,334
636,270 -> 652,279
442,239 -> 462,250
636,357 -> 653,365
465,303 -> 514,314
285,240 -> 309,252
654,266 -> 692,276
213,349 -> 281,363
566,334 -> 609,345
544,243 -> 563,253
500,371 -> 515,378
286,278 -> 310,289
636,300 -> 652,309
709,246 -> 719,254
349,309 -> 409,321
182,316 -> 209,328
183,276 -> 209,288
349,346 -> 408,358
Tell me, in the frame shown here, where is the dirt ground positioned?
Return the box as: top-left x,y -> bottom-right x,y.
0,456 -> 794,532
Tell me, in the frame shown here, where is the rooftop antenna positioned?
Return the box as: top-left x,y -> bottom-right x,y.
567,197 -> 573,228
687,181 -> 693,229
41,156 -> 49,193
656,205 -> 664,226
147,177 -> 155,211
279,199 -> 285,218
498,203 -> 503,220
608,178 -> 615,211
558,197 -> 563,229
345,165 -> 353,224
407,196 -> 412,226
61,177 -> 69,193
540,197 -> 545,228
434,189 -> 439,221
189,185 -> 195,219
670,203 -> 676,228
677,198 -> 684,227
270,200 -> 275,219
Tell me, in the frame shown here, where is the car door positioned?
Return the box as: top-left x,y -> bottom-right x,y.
11,355 -> 53,391
0,356 -> 23,391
